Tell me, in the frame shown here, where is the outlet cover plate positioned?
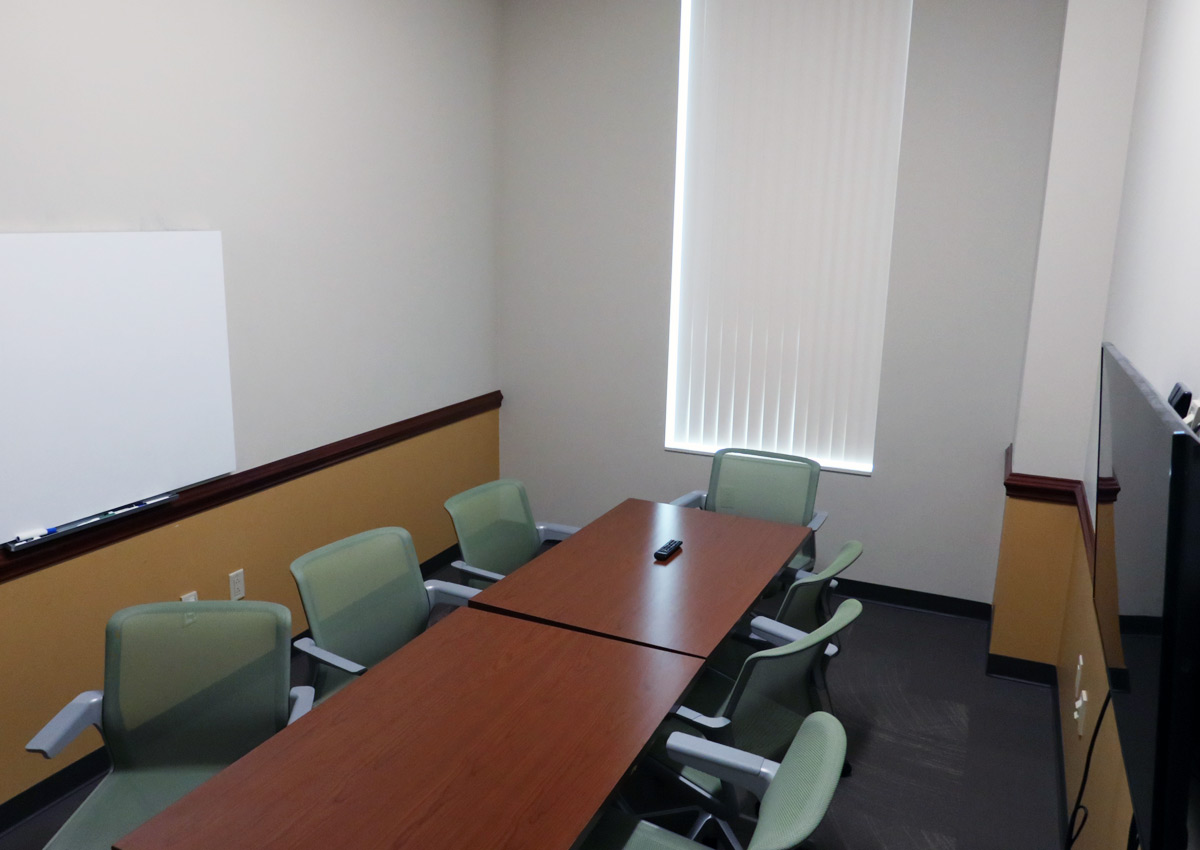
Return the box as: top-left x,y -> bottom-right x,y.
229,569 -> 245,601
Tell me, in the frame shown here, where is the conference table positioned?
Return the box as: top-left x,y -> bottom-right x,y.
470,498 -> 811,658
117,608 -> 703,850
116,499 -> 810,850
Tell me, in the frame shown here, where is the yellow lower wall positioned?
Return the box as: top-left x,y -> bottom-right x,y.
992,493 -> 1134,849
990,497 -> 1078,664
0,409 -> 499,803
1057,528 -> 1134,850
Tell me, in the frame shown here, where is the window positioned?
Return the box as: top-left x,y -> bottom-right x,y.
665,0 -> 912,474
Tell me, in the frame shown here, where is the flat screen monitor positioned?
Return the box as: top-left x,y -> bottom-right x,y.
1095,343 -> 1200,850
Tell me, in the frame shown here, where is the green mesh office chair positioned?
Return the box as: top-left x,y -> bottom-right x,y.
289,526 -> 477,702
26,601 -> 312,850
672,449 -> 824,574
706,541 -> 862,690
443,479 -> 578,586
585,713 -> 846,850
643,598 -> 860,844
773,541 -> 862,634
738,548 -> 864,726
669,599 -> 861,760
750,541 -> 863,709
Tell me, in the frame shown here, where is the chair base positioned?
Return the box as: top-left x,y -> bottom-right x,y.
688,812 -> 745,850
638,806 -> 746,850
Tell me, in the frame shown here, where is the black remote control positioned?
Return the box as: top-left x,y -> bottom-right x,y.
654,539 -> 683,561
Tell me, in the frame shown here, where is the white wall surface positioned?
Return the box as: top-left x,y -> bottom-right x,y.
1105,0 -> 1200,397
1011,0 -> 1148,483
0,0 -> 498,471
496,0 -> 1065,602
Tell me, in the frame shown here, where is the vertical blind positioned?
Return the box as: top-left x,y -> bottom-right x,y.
664,0 -> 912,474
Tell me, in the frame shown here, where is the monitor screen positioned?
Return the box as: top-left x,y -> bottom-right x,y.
1095,344 -> 1200,850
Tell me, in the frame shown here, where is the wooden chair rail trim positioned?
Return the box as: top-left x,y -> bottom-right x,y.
1003,443 -> 1095,569
0,391 -> 503,585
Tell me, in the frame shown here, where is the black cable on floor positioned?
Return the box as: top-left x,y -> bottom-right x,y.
1065,690 -> 1112,849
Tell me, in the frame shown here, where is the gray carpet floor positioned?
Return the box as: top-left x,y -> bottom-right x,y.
806,596 -> 1062,850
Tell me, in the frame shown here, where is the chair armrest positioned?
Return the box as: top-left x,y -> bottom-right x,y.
672,705 -> 732,733
287,686 -> 315,725
749,616 -> 838,658
807,510 -> 828,531
27,691 -> 104,759
452,560 -> 506,584
670,490 -> 707,509
294,637 -> 366,675
425,579 -> 479,608
665,732 -> 779,801
536,522 -> 579,542
749,615 -> 806,647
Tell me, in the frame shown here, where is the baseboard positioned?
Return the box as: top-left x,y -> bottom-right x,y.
0,748 -> 109,837
985,653 -> 1057,686
835,578 -> 991,620
420,544 -> 462,579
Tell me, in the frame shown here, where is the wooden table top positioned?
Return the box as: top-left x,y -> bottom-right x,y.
470,498 -> 810,659
116,607 -> 704,850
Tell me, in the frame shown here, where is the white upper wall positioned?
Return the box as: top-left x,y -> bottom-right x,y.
0,0 -> 499,471
1105,0 -> 1200,395
495,0 -> 1065,602
1011,0 -> 1148,483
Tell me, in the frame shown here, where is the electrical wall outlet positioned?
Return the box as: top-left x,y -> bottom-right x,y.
1074,689 -> 1089,737
181,590 -> 198,625
229,569 -> 245,600
1075,654 -> 1084,700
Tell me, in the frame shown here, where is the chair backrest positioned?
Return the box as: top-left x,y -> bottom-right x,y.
102,601 -> 291,770
704,449 -> 820,526
721,598 -> 862,760
290,527 -> 430,699
444,479 -> 541,577
748,711 -> 847,850
775,540 -> 863,633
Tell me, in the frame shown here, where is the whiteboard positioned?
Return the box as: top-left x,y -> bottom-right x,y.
0,232 -> 236,542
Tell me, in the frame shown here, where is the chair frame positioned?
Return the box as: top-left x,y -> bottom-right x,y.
670,448 -> 826,580
444,479 -> 579,584
640,599 -> 862,845
599,714 -> 846,850
288,528 -> 479,688
26,601 -> 314,850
